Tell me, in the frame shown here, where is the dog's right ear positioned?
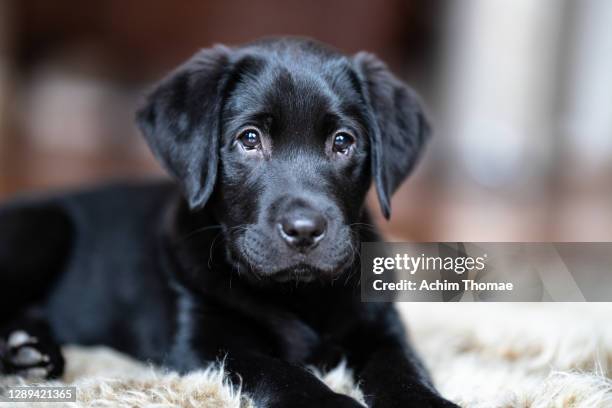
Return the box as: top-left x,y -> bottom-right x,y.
136,45 -> 231,210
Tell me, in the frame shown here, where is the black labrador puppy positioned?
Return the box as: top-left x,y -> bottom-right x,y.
0,38 -> 457,407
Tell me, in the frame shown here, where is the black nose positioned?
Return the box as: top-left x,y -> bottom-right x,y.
278,210 -> 327,251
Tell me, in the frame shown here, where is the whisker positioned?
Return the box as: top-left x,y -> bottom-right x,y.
207,231 -> 225,268
180,225 -> 223,242
349,222 -> 379,234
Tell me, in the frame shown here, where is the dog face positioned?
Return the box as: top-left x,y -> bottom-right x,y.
137,38 -> 429,282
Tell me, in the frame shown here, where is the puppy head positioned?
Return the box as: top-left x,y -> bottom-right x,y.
137,38 -> 429,282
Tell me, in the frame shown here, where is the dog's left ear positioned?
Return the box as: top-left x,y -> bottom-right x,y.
352,52 -> 431,219
136,45 -> 231,210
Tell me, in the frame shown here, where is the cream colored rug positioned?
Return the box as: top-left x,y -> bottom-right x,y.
1,303 -> 611,407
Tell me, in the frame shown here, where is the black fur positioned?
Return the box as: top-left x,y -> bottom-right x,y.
0,38 -> 457,407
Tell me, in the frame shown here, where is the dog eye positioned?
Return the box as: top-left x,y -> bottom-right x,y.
238,128 -> 262,150
332,132 -> 355,154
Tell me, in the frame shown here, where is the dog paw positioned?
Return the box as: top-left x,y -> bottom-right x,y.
0,329 -> 64,379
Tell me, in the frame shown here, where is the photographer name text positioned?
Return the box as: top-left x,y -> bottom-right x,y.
372,279 -> 513,292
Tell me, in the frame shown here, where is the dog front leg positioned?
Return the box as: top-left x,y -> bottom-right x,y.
221,352 -> 364,408
356,342 -> 459,408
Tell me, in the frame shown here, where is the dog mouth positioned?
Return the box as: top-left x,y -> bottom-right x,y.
237,249 -> 356,284
235,244 -> 354,283
230,224 -> 356,283
268,265 -> 318,283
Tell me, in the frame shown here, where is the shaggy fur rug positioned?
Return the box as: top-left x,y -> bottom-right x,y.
1,303 -> 611,407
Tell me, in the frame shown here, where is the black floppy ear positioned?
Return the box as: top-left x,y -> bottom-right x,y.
136,45 -> 231,209
352,52 -> 431,219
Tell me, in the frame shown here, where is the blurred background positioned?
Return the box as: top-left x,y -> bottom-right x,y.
0,0 -> 610,242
